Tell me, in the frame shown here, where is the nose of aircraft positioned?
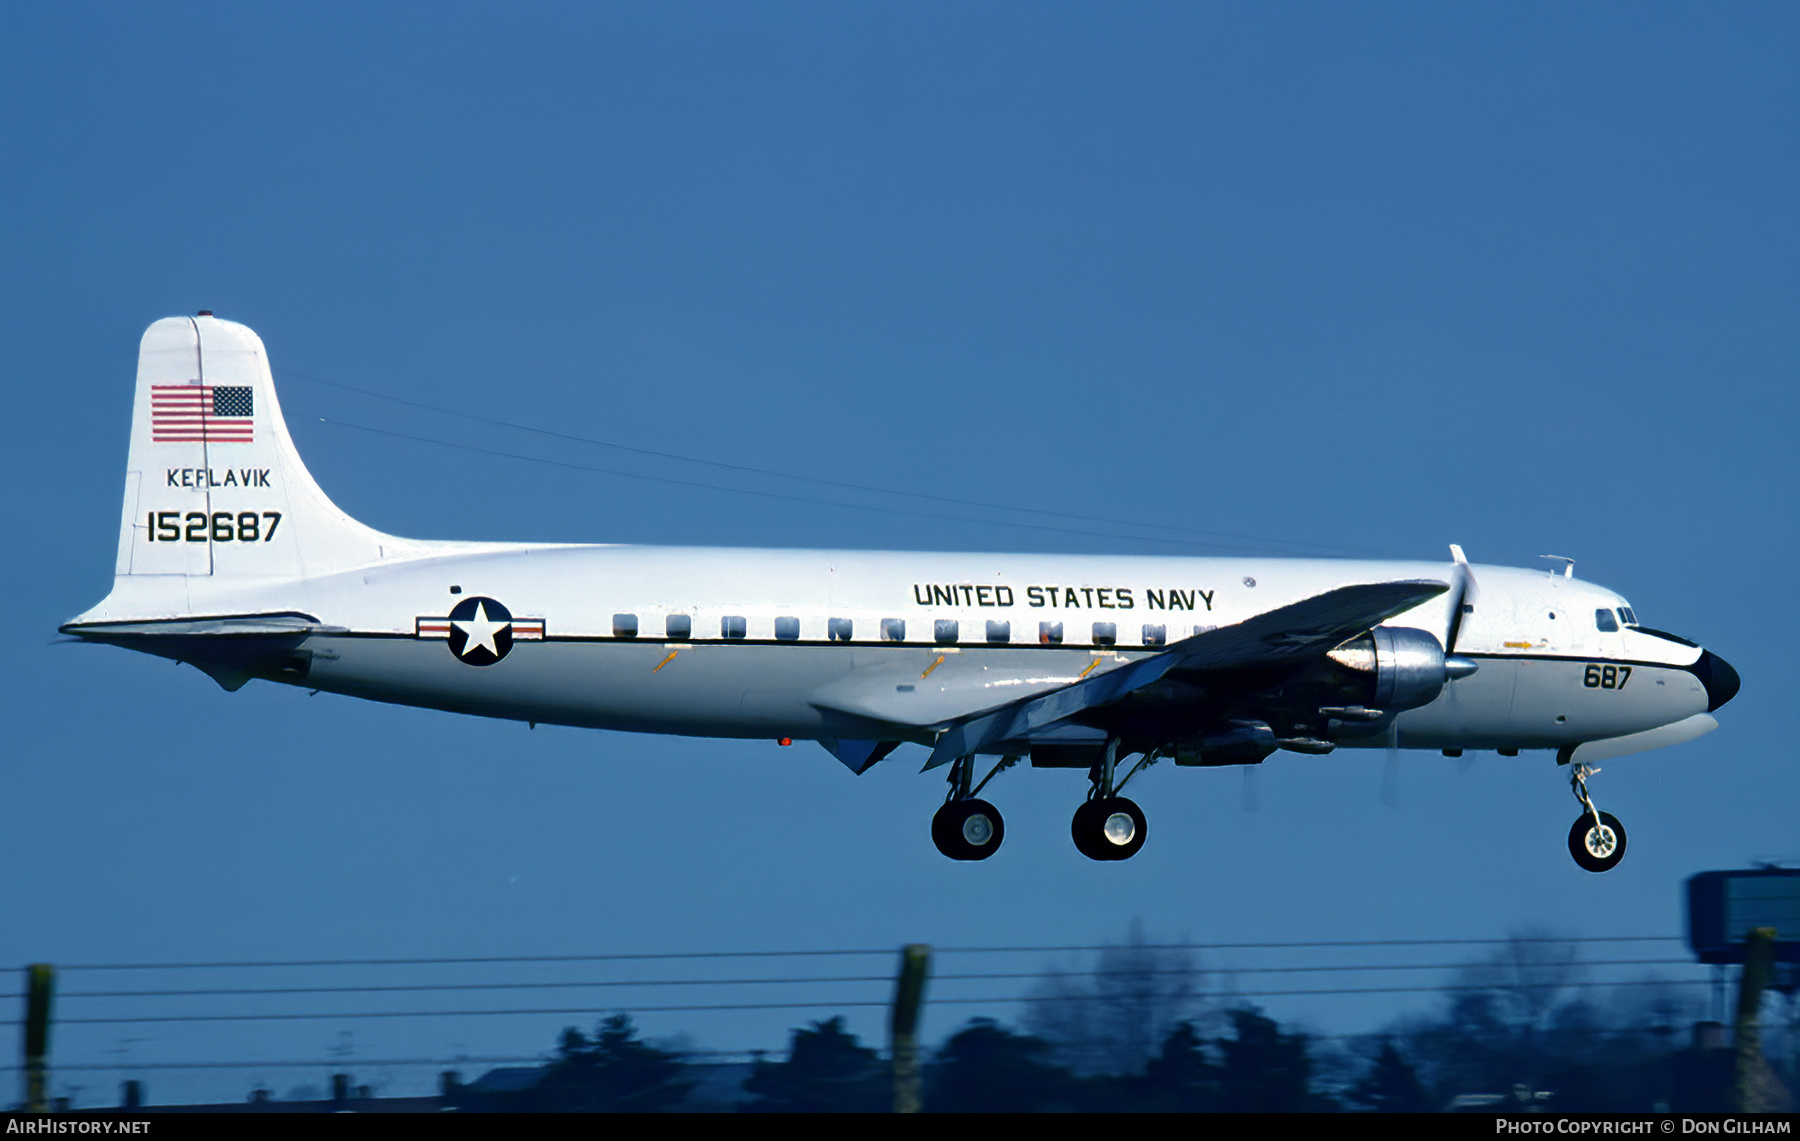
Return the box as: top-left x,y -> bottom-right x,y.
1693,649 -> 1741,712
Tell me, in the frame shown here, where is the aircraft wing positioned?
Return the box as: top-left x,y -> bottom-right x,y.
923,579 -> 1448,769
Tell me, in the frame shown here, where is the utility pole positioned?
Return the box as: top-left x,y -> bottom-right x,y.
890,944 -> 931,1113
23,964 -> 54,1113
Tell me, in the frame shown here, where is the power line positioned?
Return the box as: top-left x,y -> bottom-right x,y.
41,935 -> 1681,973
47,1008 -> 1731,1079
53,1056 -> 549,1073
316,417 -> 1314,553
8,977 -> 1711,1028
284,367 -> 1366,556
45,958 -> 1697,1000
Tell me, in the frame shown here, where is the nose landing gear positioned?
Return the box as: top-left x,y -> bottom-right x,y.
1565,762 -> 1627,873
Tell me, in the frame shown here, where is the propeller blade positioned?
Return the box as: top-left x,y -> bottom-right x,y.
1375,727 -> 1404,809
1380,720 -> 1402,809
1444,544 -> 1478,654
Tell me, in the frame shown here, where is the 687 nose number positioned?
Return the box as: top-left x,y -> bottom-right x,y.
146,511 -> 283,542
1583,663 -> 1631,690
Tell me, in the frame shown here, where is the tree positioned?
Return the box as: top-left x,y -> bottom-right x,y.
1023,921 -> 1204,1076
1135,1020 -> 1223,1112
1345,1038 -> 1428,1113
1386,933 -> 1723,1111
1217,1007 -> 1335,1112
741,1017 -> 887,1113
1466,927 -> 1584,1037
1399,928 -> 1586,1103
929,1018 -> 1077,1112
515,1014 -> 692,1112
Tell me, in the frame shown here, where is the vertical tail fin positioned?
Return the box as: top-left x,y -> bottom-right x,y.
116,315 -> 394,581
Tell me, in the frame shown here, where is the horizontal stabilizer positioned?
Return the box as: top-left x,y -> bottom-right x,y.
62,612 -> 334,639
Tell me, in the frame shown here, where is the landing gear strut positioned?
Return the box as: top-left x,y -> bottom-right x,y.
1565,762 -> 1627,873
930,754 -> 1015,861
1072,740 -> 1152,861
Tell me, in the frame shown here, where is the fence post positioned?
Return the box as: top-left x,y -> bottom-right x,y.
890,943 -> 931,1113
23,965 -> 54,1113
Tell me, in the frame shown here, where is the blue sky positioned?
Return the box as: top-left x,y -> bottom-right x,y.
3,2 -> 1795,1105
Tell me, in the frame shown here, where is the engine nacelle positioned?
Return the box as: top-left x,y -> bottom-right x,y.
1327,626 -> 1475,714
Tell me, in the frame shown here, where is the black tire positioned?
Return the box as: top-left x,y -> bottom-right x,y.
1071,800 -> 1108,861
932,799 -> 1004,861
1071,797 -> 1147,861
1568,811 -> 1627,873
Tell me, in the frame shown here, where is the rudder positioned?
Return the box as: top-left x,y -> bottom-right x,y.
116,315 -> 392,581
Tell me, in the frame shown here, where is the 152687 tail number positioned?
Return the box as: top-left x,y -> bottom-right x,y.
146,511 -> 283,543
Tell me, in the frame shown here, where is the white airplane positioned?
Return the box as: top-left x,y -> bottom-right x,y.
63,315 -> 1739,869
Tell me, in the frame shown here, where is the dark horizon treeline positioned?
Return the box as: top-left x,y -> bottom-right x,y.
454,928 -> 1796,1113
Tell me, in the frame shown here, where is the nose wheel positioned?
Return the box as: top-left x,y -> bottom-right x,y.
1565,762 -> 1627,873
1568,810 -> 1626,873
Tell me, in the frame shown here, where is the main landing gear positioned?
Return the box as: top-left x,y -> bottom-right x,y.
1072,740 -> 1155,862
1565,761 -> 1627,873
931,754 -> 1019,861
927,741 -> 1160,862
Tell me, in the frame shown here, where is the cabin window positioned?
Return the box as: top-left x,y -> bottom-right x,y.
828,617 -> 853,642
613,613 -> 638,638
934,619 -> 960,645
1142,624 -> 1166,647
775,616 -> 801,641
1039,621 -> 1063,645
986,620 -> 1011,644
721,615 -> 747,639
1092,622 -> 1116,647
665,614 -> 692,640
1595,608 -> 1619,633
881,618 -> 906,642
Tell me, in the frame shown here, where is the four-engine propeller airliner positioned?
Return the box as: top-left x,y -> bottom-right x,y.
63,315 -> 1740,868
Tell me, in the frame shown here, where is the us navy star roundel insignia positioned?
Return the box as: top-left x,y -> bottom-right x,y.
416,597 -> 545,666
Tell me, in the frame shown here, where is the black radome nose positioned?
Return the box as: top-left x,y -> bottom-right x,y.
1693,650 -> 1741,712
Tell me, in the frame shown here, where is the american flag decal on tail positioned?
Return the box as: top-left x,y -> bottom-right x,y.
152,384 -> 254,443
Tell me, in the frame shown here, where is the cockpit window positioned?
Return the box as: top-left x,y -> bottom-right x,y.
1595,608 -> 1619,633
1618,606 -> 1637,626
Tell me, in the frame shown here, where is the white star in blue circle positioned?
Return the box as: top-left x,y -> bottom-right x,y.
446,596 -> 515,665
